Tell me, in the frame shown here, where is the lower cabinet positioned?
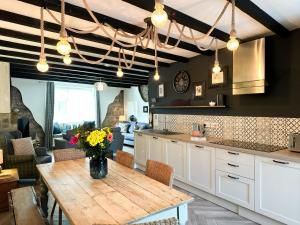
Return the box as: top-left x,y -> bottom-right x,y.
187,144 -> 216,194
164,140 -> 187,182
255,156 -> 300,225
216,170 -> 254,210
134,133 -> 149,167
148,136 -> 164,162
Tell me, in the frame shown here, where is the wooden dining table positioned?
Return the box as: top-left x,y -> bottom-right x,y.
37,158 -> 193,225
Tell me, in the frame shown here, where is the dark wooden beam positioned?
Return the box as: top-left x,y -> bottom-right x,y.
122,0 -> 230,42
0,49 -> 149,77
0,9 -> 188,63
234,0 -> 290,37
0,28 -> 169,68
11,65 -> 148,84
19,0 -> 212,56
0,39 -> 154,72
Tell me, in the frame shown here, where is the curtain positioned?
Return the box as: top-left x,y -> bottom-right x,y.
96,91 -> 101,128
44,82 -> 55,150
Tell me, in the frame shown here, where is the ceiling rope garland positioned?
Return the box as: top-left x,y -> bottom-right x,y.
37,0 -> 240,82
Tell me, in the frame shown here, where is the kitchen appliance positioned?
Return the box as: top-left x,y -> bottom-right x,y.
288,133 -> 300,152
233,38 -> 265,95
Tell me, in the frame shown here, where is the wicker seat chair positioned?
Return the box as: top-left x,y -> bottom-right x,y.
51,148 -> 86,225
145,160 -> 174,187
115,150 -> 134,169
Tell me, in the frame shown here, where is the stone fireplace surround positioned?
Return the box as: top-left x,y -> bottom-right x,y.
154,114 -> 300,147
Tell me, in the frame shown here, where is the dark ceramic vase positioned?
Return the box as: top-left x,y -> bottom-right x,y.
89,157 -> 108,179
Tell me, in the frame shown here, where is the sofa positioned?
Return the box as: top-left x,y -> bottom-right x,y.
117,122 -> 150,146
0,130 -> 52,179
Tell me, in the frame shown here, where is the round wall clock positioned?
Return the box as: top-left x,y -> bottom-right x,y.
173,70 -> 190,93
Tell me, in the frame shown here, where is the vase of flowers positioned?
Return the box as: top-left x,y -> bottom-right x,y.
69,127 -> 113,179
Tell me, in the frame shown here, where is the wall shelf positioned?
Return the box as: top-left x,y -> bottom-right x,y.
150,105 -> 227,109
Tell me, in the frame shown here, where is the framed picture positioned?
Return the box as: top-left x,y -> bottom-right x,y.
143,106 -> 149,113
193,81 -> 205,99
208,66 -> 228,88
158,83 -> 164,98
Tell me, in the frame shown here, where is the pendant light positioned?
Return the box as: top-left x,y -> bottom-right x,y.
37,7 -> 49,73
95,78 -> 106,91
63,54 -> 72,65
117,66 -> 124,77
227,0 -> 239,51
56,0 -> 71,55
212,39 -> 221,74
154,69 -> 160,81
151,0 -> 168,28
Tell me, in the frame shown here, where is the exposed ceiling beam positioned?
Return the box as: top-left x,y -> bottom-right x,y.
0,39 -> 155,71
234,0 -> 290,37
19,0 -> 212,56
0,28 -> 169,68
122,0 -> 230,42
0,49 -> 149,77
11,65 -> 149,84
0,9 -> 189,63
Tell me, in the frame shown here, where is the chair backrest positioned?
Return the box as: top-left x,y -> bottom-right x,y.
115,150 -> 134,169
145,160 -> 174,187
53,148 -> 86,162
108,128 -> 125,153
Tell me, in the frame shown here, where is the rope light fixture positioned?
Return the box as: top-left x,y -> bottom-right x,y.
212,39 -> 221,74
38,0 -> 239,81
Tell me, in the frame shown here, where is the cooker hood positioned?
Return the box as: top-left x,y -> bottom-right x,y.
232,38 -> 265,95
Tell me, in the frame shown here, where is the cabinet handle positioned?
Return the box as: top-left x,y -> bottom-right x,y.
273,160 -> 289,165
195,145 -> 204,148
228,151 -> 239,155
227,163 -> 239,168
152,136 -> 158,139
171,140 -> 177,143
227,175 -> 239,180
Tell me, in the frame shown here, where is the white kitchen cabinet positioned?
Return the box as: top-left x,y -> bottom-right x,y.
255,156 -> 300,225
148,136 -> 164,162
187,144 -> 216,194
164,140 -> 187,182
216,170 -> 254,210
134,133 -> 149,167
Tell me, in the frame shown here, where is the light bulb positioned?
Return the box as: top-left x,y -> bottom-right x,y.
151,2 -> 168,28
212,63 -> 221,74
95,81 -> 106,91
227,36 -> 239,51
117,67 -> 124,77
56,37 -> 71,55
36,57 -> 49,72
154,70 -> 160,81
63,54 -> 72,65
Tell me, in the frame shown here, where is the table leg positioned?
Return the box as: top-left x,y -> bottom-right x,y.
177,204 -> 188,225
40,177 -> 49,217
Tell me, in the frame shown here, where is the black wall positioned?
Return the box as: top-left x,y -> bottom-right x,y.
149,29 -> 300,118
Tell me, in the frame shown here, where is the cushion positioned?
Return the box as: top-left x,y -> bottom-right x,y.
11,137 -> 35,156
128,122 -> 139,134
118,122 -> 129,133
124,133 -> 134,141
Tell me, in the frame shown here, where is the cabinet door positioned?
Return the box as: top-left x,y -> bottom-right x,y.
148,136 -> 164,162
216,170 -> 254,210
164,140 -> 187,182
255,156 -> 300,225
134,133 -> 149,167
187,144 -> 216,194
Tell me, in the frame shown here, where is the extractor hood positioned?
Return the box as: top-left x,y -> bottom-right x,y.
232,38 -> 265,95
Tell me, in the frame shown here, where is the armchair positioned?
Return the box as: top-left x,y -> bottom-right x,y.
0,130 -> 52,179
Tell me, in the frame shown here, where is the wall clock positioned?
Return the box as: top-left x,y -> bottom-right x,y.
173,70 -> 190,93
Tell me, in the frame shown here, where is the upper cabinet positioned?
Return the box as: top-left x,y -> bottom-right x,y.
187,144 -> 216,194
255,156 -> 300,225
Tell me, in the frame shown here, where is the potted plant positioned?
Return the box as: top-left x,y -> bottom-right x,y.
69,127 -> 113,179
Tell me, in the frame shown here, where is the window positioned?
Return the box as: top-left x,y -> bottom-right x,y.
54,83 -> 96,124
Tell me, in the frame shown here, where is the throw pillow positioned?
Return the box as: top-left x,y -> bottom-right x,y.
118,123 -> 129,133
11,137 -> 35,156
128,123 -> 139,134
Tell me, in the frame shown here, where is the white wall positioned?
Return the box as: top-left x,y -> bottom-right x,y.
11,78 -> 47,130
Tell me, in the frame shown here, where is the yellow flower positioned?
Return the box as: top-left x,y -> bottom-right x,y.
86,130 -> 108,146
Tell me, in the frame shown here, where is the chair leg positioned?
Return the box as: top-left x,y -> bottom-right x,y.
59,207 -> 62,225
50,200 -> 57,225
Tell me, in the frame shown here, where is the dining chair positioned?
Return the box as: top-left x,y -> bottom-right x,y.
115,150 -> 134,168
133,217 -> 178,225
51,148 -> 86,225
145,160 -> 174,187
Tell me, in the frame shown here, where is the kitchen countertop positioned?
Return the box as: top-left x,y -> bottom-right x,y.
135,130 -> 300,164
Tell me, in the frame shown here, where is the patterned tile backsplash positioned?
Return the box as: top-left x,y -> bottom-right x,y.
153,114 -> 300,147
